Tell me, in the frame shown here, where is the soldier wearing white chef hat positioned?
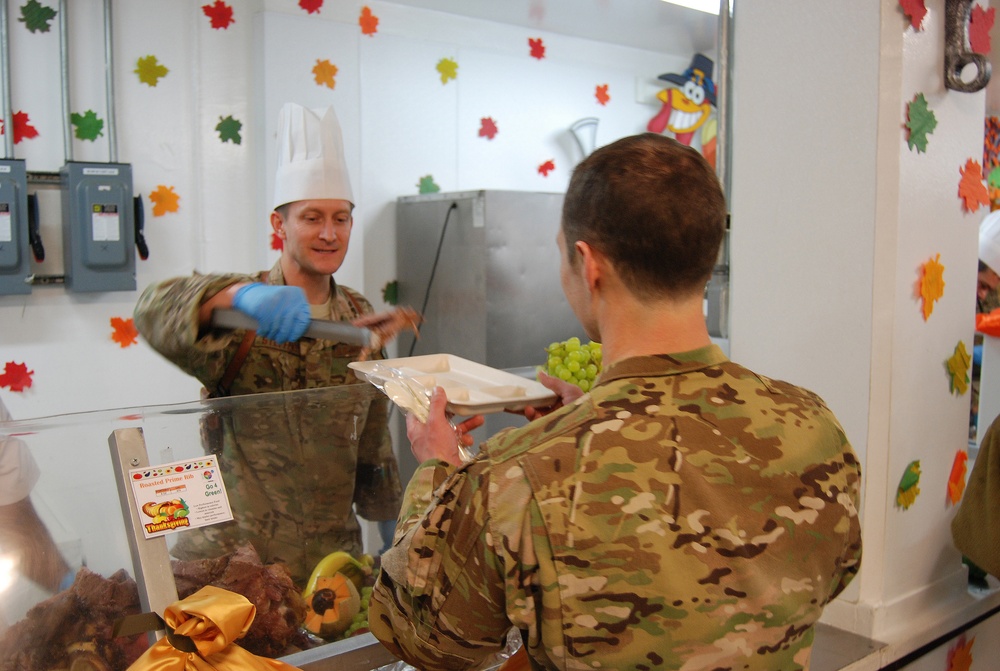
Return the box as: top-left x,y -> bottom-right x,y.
133,103 -> 404,582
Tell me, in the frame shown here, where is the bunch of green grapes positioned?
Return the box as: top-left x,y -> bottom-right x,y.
544,337 -> 602,391
341,585 -> 373,639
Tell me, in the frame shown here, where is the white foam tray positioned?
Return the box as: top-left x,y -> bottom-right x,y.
349,354 -> 556,416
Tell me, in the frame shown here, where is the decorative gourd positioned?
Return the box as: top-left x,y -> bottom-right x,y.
303,572 -> 361,638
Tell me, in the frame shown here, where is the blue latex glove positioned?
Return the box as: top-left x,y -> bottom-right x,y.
232,283 -> 311,343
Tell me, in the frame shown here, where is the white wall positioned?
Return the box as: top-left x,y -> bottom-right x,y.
0,0 -> 694,421
730,0 -> 991,644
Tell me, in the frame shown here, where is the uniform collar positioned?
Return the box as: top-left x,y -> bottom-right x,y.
598,344 -> 730,385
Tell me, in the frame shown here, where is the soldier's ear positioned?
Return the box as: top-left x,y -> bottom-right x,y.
270,211 -> 286,239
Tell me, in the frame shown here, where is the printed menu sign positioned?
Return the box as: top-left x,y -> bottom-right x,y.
129,456 -> 234,539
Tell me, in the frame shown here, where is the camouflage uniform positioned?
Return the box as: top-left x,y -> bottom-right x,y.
134,262 -> 402,585
370,345 -> 862,670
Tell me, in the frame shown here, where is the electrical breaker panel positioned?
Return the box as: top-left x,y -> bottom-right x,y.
0,159 -> 30,296
60,161 -> 135,292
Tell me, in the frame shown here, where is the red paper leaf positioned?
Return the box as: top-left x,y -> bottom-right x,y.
595,84 -> 610,106
528,37 -> 545,60
359,6 -> 378,35
478,117 -> 498,140
970,6 -> 994,55
10,111 -> 38,144
110,317 -> 139,348
202,1 -> 235,30
538,159 -> 555,177
899,0 -> 927,30
299,0 -> 323,14
959,159 -> 990,212
0,361 -> 34,392
270,232 -> 284,251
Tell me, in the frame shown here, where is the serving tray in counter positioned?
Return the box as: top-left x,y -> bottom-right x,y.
349,354 -> 556,416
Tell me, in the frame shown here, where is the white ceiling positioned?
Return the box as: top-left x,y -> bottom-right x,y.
380,0 -> 720,55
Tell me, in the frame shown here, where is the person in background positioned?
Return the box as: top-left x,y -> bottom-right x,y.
370,133 -> 863,670
0,396 -> 71,595
971,211 -> 1000,443
134,103 -> 402,585
977,211 -> 1000,315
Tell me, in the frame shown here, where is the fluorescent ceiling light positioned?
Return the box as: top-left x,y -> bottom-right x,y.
661,0 -> 720,15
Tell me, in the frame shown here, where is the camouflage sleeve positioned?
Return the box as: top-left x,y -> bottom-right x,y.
133,272 -> 254,387
353,394 -> 403,521
370,460 -> 513,670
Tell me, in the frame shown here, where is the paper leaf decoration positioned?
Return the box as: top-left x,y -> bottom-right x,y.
899,0 -> 927,30
947,450 -> 969,506
918,253 -> 945,320
269,232 -> 283,252
0,361 -> 34,392
947,634 -> 974,671
299,0 -> 323,14
595,84 -> 610,106
905,93 -> 936,153
359,6 -> 378,36
202,1 -> 235,30
989,165 -> 1000,193
135,55 -> 169,87
959,159 -> 990,212
970,6 -> 995,55
528,37 -> 546,59
216,115 -> 242,144
149,185 -> 180,216
71,110 -> 104,141
313,59 -> 338,89
110,317 -> 139,348
437,58 -> 458,84
382,280 -> 398,305
538,159 -> 555,177
18,0 -> 56,33
479,117 -> 498,140
417,175 -> 440,194
947,340 -> 972,395
896,460 -> 921,509
9,111 -> 38,143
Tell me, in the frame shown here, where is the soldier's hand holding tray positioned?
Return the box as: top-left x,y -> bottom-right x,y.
520,370 -> 585,421
406,387 -> 484,466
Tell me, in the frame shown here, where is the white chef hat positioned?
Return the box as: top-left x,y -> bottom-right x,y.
980,210 -> 1000,272
272,102 -> 354,210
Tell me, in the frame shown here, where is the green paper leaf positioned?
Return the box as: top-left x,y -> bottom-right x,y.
988,166 -> 1000,191
906,93 -> 937,153
70,110 -> 104,141
382,280 -> 398,306
216,115 -> 242,144
417,175 -> 440,194
18,0 -> 57,33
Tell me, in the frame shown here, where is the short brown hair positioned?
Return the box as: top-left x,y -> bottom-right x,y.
562,133 -> 726,300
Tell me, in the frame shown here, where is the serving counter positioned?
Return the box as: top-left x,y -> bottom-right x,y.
0,383 -> 410,671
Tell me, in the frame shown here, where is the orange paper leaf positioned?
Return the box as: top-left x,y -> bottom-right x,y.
313,59 -> 338,89
947,450 -> 968,506
0,361 -> 34,392
149,185 -> 180,217
359,6 -> 378,35
919,253 -> 945,320
595,84 -> 610,106
110,317 -> 139,348
947,634 -> 974,671
959,159 -> 990,212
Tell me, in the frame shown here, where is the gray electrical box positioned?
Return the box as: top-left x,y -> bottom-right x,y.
60,161 -> 135,292
0,159 -> 30,295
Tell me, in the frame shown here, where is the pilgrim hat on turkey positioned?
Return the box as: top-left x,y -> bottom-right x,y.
658,53 -> 717,107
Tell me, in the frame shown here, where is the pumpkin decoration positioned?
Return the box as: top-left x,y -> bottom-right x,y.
303,573 -> 361,638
